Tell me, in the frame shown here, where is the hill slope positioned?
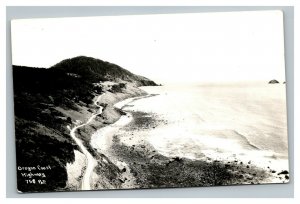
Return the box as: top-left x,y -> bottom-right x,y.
51,56 -> 157,86
13,56 -> 157,192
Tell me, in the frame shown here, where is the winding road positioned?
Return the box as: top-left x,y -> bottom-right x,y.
68,95 -> 103,190
68,93 -> 152,190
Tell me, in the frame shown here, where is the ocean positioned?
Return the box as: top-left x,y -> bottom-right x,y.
121,82 -> 289,172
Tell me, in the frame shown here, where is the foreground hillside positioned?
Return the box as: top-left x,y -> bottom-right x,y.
13,56 -> 157,192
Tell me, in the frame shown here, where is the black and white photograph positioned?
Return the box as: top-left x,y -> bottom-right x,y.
11,11 -> 289,193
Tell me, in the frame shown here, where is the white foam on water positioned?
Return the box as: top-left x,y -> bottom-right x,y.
127,83 -> 289,175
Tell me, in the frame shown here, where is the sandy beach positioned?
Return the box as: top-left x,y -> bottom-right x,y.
65,82 -> 289,190
110,111 -> 288,188
65,83 -> 152,190
76,83 -> 288,190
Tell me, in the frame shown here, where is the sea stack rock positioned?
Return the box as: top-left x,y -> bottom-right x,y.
268,79 -> 279,84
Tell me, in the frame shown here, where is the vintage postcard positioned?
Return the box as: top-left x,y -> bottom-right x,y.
11,11 -> 289,193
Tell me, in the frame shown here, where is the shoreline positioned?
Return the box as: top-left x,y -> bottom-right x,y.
66,85 -> 289,190
65,87 -> 153,190
12,58 -> 160,193
90,93 -> 157,189
109,110 -> 289,189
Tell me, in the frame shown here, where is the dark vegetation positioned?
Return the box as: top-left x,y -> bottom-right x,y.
52,56 -> 157,86
109,83 -> 126,93
13,66 -> 97,110
13,56 -> 157,192
13,65 -> 96,192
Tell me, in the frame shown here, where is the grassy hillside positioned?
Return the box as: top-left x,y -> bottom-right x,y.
51,56 -> 157,86
13,56 -> 157,192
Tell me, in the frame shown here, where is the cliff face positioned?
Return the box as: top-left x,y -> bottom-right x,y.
13,56 -> 157,192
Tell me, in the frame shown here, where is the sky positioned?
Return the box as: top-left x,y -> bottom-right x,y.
11,11 -> 286,84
